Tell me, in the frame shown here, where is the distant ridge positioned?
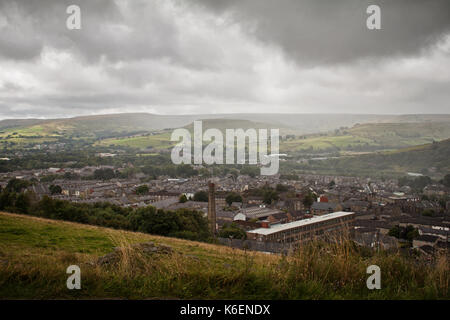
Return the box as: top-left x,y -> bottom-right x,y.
1,113 -> 449,135
300,138 -> 450,178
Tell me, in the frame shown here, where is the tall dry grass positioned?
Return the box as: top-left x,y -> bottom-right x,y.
0,228 -> 448,299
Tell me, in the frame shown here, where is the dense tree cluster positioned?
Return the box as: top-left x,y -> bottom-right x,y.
93,168 -> 116,180
275,184 -> 289,192
248,186 -> 280,205
302,192 -> 316,208
179,194 -> 188,203
388,225 -> 419,242
193,191 -> 208,202
218,223 -> 247,240
441,174 -> 450,188
49,185 -> 62,195
0,189 -> 212,242
225,192 -> 243,206
5,178 -> 31,193
135,185 -> 149,195
128,207 -> 210,241
398,176 -> 433,191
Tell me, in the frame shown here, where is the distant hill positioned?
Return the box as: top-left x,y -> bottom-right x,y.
281,122 -> 450,153
1,113 -> 450,150
0,119 -> 47,131
1,113 -> 449,136
96,118 -> 292,149
0,113 -> 198,141
183,118 -> 294,134
293,139 -> 450,178
216,113 -> 450,134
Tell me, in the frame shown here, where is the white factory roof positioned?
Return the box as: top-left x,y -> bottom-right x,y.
240,206 -> 282,219
247,211 -> 354,236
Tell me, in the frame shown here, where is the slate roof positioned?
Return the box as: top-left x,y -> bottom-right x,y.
311,202 -> 340,211
415,235 -> 439,243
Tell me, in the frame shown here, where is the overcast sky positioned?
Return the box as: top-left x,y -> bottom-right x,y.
0,0 -> 449,119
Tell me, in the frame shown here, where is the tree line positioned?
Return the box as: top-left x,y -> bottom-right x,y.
0,183 -> 212,242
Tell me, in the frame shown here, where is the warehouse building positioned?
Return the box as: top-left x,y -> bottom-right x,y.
246,211 -> 355,244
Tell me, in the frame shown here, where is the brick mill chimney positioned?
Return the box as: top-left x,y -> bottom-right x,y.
208,182 -> 217,235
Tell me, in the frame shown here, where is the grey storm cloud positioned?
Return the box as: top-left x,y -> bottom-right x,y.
8,0 -> 450,65
0,0 -> 449,119
189,0 -> 450,64
0,0 -> 201,67
0,0 -> 116,60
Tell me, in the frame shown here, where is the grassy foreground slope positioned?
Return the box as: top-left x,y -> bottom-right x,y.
0,212 -> 448,299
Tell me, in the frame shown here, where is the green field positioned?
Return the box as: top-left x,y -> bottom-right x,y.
0,212 -> 448,299
281,135 -> 374,152
95,119 -> 294,150
280,122 -> 450,153
1,114 -> 449,153
91,121 -> 450,153
96,132 -> 174,149
286,138 -> 450,178
0,125 -> 62,148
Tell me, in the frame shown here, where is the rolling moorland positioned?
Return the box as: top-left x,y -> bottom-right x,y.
95,120 -> 450,153
1,113 -> 450,151
0,212 -> 448,299
0,113 -> 449,178
290,138 -> 450,178
2,113 -> 449,137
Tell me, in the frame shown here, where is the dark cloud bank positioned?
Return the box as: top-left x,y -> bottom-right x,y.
0,0 -> 449,119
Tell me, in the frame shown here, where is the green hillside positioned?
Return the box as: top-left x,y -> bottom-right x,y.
183,118 -> 292,132
0,119 -> 47,131
0,212 -> 448,299
96,132 -> 174,149
0,113 -> 191,144
93,120 -> 450,152
290,139 -> 450,178
1,114 -> 449,152
96,118 -> 294,150
280,122 -> 450,153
